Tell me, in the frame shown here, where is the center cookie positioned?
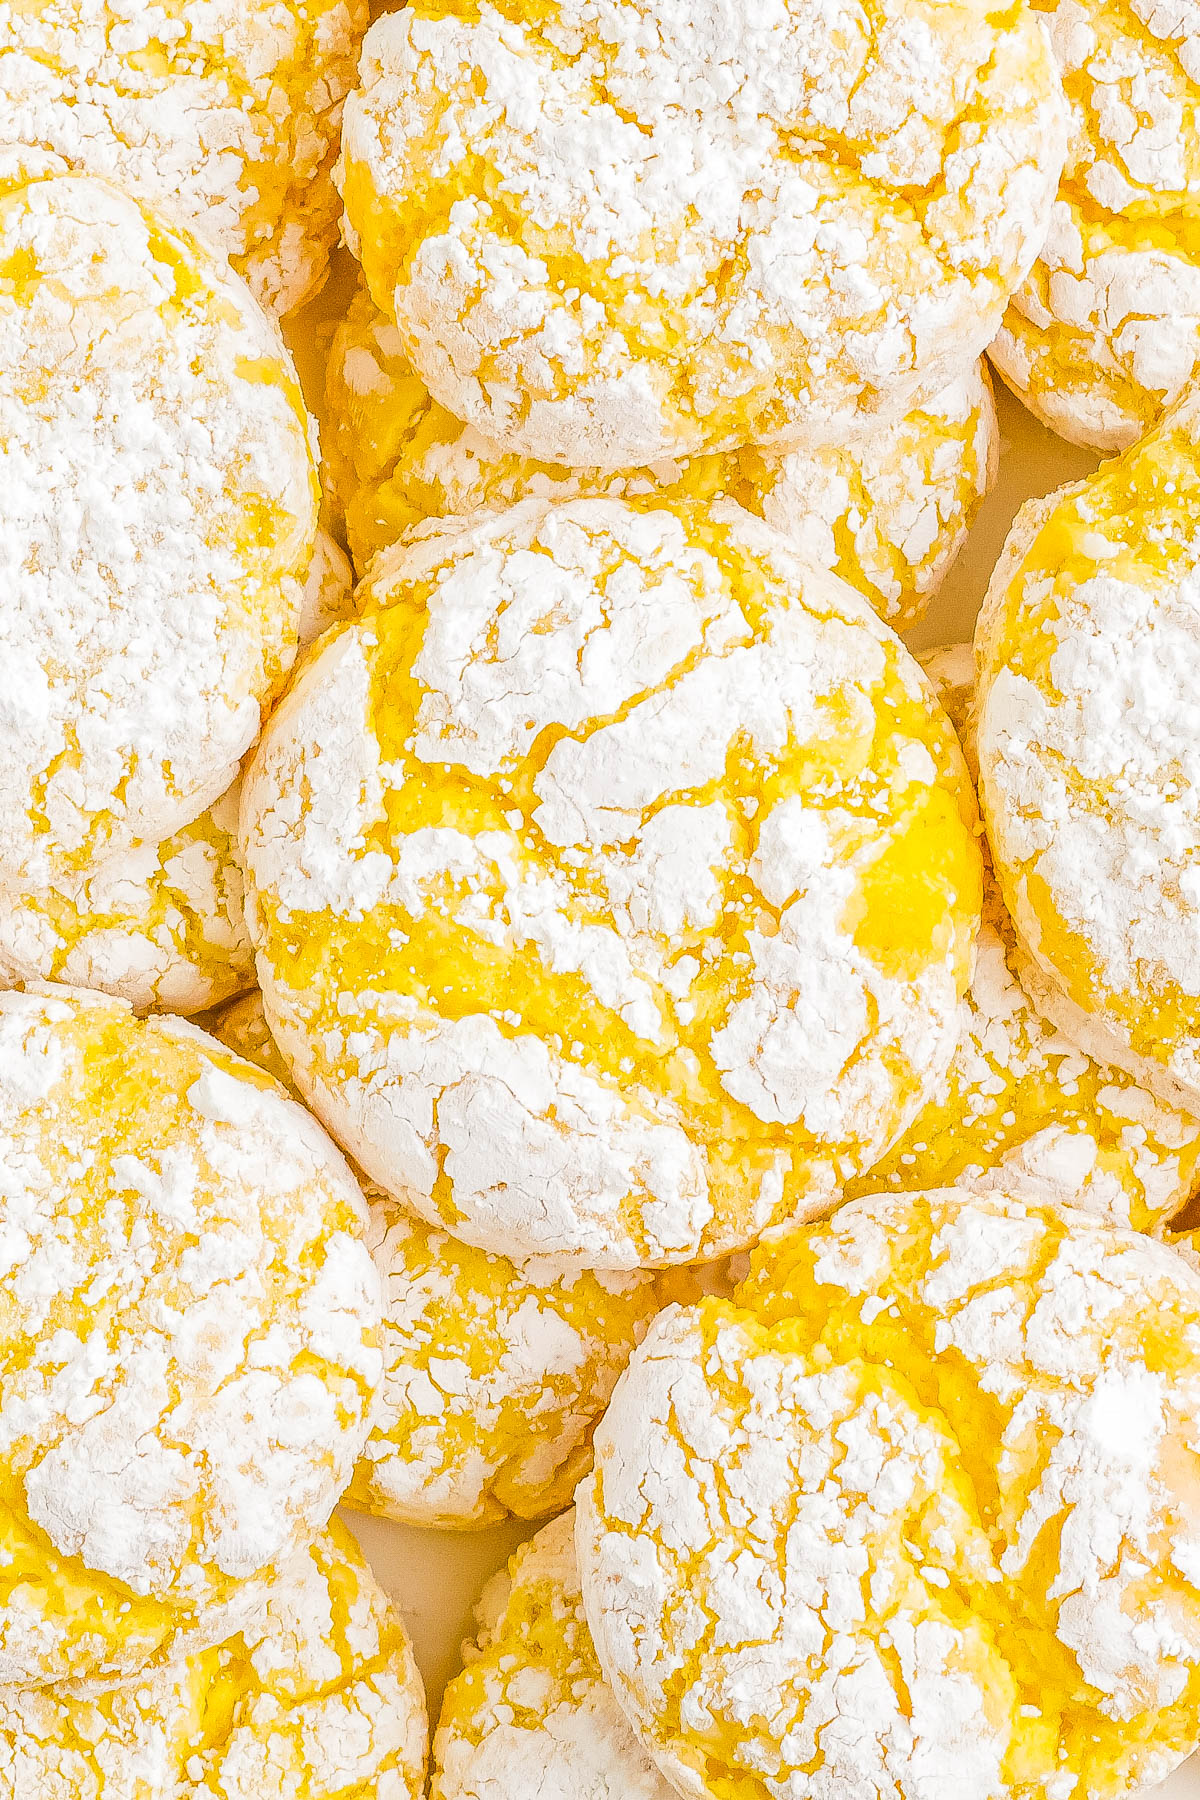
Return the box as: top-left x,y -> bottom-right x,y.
239,497 -> 981,1268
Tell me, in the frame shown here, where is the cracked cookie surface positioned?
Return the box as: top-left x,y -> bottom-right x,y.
976,390 -> 1200,1112
0,532 -> 353,1018
323,275 -> 998,630
0,984 -> 381,1687
239,496 -> 982,1269
338,0 -> 1065,466
431,1509 -> 671,1800
0,1520 -> 427,1799
0,171 -> 318,892
577,1185 -> 1200,1800
0,0 -> 369,315
845,642 -> 1200,1232
210,990 -> 662,1529
991,0 -> 1200,449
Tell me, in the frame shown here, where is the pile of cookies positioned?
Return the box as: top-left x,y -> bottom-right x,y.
5,0 -> 1200,1795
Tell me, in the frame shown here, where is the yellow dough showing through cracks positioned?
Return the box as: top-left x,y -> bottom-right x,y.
238,496 -> 982,1270
0,170 -> 319,891
0,0 -> 370,316
843,643 -> 1200,1233
976,390 -> 1200,1114
0,1521 -> 428,1800
0,984 -> 382,1688
209,991 -> 663,1529
577,1186 -> 1200,1800
322,276 -> 999,631
430,1509 -> 672,1800
0,532 -> 355,1018
991,0 -> 1200,450
337,0 -> 1065,467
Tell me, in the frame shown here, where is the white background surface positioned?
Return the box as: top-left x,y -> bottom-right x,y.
286,273 -> 1200,1783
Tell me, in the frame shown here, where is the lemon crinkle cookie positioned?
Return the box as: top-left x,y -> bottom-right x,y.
430,1509 -> 670,1800
991,0 -> 1200,449
578,1185 -> 1200,1800
0,0 -> 369,317
210,990 -> 663,1528
338,0 -> 1065,468
845,642 -> 1200,1233
0,984 -> 382,1687
0,170 -> 318,893
977,390 -> 1200,1113
0,1521 -> 427,1799
239,496 -> 982,1270
0,531 -> 353,1018
323,277 -> 999,631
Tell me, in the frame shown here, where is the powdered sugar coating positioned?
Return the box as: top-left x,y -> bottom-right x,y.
431,1510 -> 671,1800
976,390 -> 1200,1110
338,0 -> 1065,467
847,642 -> 1200,1233
0,984 -> 382,1687
0,171 -> 318,891
577,1186 -> 1200,1800
239,496 -> 982,1269
991,0 -> 1200,450
323,275 -> 999,629
0,1520 -> 427,1799
0,531 -> 352,1017
0,0 -> 369,316
210,988 -> 663,1528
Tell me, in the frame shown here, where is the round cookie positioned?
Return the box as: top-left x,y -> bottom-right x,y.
990,0 -> 1200,451
0,983 -> 382,1687
0,0 -> 369,317
338,0 -> 1065,467
577,1186 -> 1200,1800
0,1519 -> 427,1799
431,1509 -> 671,1800
238,496 -> 983,1269
844,642 -> 1200,1233
0,170 -> 318,892
209,990 -> 663,1529
0,530 -> 352,1016
323,276 -> 999,629
976,391 -> 1200,1112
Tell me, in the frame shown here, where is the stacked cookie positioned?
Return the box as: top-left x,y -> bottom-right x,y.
7,1 -> 1200,1798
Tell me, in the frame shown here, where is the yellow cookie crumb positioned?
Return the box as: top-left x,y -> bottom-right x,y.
0,0 -> 370,316
431,1509 -> 671,1800
976,390 -> 1200,1112
578,1186 -> 1200,1800
209,990 -> 663,1529
0,984 -> 381,1687
0,1520 -> 427,1799
322,276 -> 998,630
991,0 -> 1200,450
338,0 -> 1064,465
842,643 -> 1200,1233
238,497 -> 982,1269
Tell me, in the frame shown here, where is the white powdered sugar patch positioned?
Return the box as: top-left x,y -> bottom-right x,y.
0,984 -> 382,1687
0,173 -> 317,891
576,1188 -> 1200,1800
240,498 -> 976,1268
340,0 -> 1065,465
